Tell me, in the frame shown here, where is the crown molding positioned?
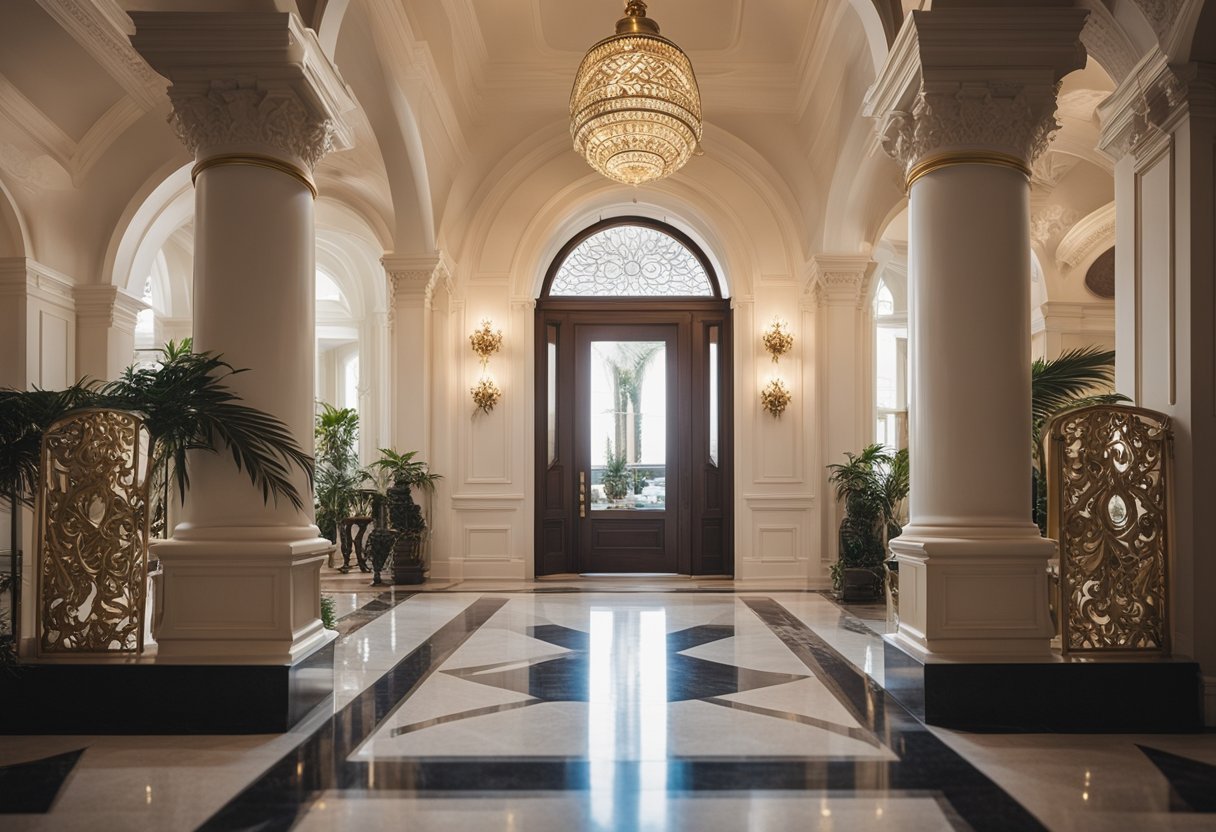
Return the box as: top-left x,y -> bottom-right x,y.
36,0 -> 165,111
1055,201 -> 1115,271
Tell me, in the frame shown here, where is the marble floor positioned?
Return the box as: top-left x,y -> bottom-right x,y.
2,587 -> 1215,831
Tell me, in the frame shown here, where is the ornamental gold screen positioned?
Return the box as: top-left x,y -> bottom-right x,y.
36,409 -> 152,656
1046,405 -> 1172,655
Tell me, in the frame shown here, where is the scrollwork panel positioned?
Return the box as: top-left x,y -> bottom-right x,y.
36,409 -> 151,656
1047,406 -> 1172,655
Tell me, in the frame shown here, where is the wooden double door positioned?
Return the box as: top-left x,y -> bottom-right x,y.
535,302 -> 732,575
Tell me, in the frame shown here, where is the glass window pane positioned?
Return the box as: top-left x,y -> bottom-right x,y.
589,341 -> 666,511
550,225 -> 713,297
708,326 -> 719,467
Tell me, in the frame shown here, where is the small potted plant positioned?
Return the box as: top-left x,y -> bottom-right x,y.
826,444 -> 908,603
368,448 -> 442,585
601,439 -> 630,506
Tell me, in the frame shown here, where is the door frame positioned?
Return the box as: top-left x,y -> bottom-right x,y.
534,299 -> 733,576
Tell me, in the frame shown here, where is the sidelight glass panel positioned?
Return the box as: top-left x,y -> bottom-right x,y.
589,340 -> 666,511
547,325 -> 558,466
708,326 -> 719,466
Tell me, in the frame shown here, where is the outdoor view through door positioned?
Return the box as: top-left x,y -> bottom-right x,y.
535,219 -> 733,576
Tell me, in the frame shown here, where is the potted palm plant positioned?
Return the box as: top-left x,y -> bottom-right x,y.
0,339 -> 314,659
1030,347 -> 1127,533
313,403 -> 364,571
368,448 -> 441,585
827,444 -> 908,602
601,439 -> 630,505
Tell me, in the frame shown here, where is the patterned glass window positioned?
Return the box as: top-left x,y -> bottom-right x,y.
549,225 -> 714,297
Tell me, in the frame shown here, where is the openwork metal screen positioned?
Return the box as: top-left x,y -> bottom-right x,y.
549,225 -> 714,297
36,409 -> 151,656
1046,405 -> 1172,655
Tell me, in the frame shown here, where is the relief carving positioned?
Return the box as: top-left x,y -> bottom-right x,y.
168,80 -> 336,169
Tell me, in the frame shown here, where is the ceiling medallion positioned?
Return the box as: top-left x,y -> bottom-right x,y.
570,0 -> 703,186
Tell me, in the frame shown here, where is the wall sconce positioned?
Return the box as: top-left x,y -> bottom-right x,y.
760,318 -> 793,417
762,318 -> 794,363
469,319 -> 503,414
761,378 -> 791,417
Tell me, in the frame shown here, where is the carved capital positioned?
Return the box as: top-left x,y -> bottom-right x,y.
879,83 -> 1063,176
808,255 -> 875,308
168,81 -> 335,170
383,255 -> 452,329
73,284 -> 148,331
131,11 -> 354,167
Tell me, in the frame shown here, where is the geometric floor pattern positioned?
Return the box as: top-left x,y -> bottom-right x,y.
3,590 -> 1216,831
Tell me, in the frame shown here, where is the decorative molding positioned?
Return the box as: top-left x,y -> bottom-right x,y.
1056,202 -> 1116,271
168,82 -> 336,171
73,284 -> 147,329
1030,150 -> 1080,190
864,6 -> 1088,178
1031,204 -> 1082,248
879,85 -> 1063,177
130,12 -> 355,166
383,254 -> 453,315
1096,48 -> 1202,160
36,0 -> 165,110
1132,0 -> 1184,40
0,259 -> 77,310
1077,1 -> 1138,83
807,254 -> 874,308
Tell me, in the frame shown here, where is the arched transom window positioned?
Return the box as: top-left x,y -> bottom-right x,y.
546,221 -> 718,298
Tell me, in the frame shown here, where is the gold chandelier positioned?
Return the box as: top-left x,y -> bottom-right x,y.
570,0 -> 702,186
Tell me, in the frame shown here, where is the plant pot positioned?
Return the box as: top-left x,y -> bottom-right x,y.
393,560 -> 426,585
392,535 -> 426,585
838,566 -> 884,602
884,558 -> 899,625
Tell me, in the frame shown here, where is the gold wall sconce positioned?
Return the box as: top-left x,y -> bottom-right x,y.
760,318 -> 793,417
469,319 -> 503,414
761,378 -> 791,418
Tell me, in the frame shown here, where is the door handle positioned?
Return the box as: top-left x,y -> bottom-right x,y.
579,471 -> 586,518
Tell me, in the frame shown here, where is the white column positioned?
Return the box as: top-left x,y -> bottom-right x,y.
811,255 -> 875,571
1099,56 -> 1216,722
132,12 -> 354,663
73,285 -> 147,380
864,4 -> 1087,657
384,255 -> 450,456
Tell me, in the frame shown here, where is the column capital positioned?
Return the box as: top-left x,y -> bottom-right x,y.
1098,52 -> 1216,161
73,284 -> 148,331
864,5 -> 1088,185
807,254 -> 875,308
130,12 -> 355,175
383,253 -> 453,328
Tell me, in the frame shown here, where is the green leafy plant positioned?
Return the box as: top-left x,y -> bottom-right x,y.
313,403 -> 360,544
1031,347 -> 1129,532
0,340 -> 315,651
827,443 -> 909,583
320,595 -> 337,631
601,438 -> 630,502
369,449 -> 441,565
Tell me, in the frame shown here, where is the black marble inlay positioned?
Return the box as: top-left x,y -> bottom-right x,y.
438,622 -> 807,706
743,597 -> 1048,832
197,593 -> 1055,832
1139,745 -> 1216,812
0,748 -> 83,814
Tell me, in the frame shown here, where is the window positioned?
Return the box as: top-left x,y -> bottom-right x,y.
549,224 -> 715,297
316,270 -> 343,302
873,278 -> 907,449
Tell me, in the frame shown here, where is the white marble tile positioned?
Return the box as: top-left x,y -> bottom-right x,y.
294,792 -> 955,832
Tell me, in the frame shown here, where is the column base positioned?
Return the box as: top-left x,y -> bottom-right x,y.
890,527 -> 1057,659
151,533 -> 330,664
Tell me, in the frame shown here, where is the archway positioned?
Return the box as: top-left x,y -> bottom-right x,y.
534,218 -> 733,576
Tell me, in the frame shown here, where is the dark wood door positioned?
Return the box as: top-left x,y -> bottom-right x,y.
535,303 -> 732,576
574,323 -> 680,573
